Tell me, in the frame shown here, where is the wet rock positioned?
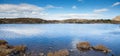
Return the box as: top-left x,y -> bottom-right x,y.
76,42 -> 91,51
0,52 -> 7,56
92,45 -> 111,53
47,49 -> 69,56
0,40 -> 12,56
58,49 -> 69,56
39,52 -> 44,56
13,45 -> 27,54
0,40 -> 27,56
47,52 -> 54,56
0,48 -> 14,56
0,44 -> 8,49
0,40 -> 8,45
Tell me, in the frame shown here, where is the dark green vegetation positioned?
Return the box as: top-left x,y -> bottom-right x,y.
0,17 -> 120,24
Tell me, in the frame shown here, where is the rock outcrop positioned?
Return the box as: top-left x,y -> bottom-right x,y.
76,42 -> 111,54
0,40 -> 8,45
0,40 -> 113,56
113,16 -> 120,21
0,40 -> 27,56
76,42 -> 91,51
92,45 -> 111,53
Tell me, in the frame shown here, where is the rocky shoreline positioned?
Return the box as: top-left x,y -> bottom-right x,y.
0,40 -> 114,56
0,40 -> 27,56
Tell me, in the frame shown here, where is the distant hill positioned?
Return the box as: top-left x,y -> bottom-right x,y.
113,16 -> 120,21
0,17 -> 120,24
62,19 -> 113,23
0,18 -> 48,24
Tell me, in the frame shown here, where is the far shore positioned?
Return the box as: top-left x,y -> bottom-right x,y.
0,18 -> 120,24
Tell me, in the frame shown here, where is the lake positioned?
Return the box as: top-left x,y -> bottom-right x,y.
0,24 -> 120,56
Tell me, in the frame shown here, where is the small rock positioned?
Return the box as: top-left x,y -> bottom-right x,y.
76,42 -> 91,51
92,45 -> 111,53
47,52 -> 54,56
39,52 -> 44,56
13,45 -> 27,53
47,49 -> 69,56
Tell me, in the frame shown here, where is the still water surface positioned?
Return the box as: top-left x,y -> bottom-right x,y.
0,24 -> 120,56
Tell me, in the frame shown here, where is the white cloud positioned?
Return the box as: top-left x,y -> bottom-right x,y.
112,2 -> 120,7
0,4 -> 64,18
0,3 -> 110,20
42,13 -> 103,20
45,5 -> 63,9
0,3 -> 44,12
0,3 -> 46,18
72,5 -> 77,9
94,8 -> 108,13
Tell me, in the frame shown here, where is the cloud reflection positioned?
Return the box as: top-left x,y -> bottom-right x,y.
0,27 -> 43,36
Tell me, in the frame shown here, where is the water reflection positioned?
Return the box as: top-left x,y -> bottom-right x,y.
0,24 -> 120,56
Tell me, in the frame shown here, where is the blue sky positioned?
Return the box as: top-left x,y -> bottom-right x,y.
0,0 -> 120,20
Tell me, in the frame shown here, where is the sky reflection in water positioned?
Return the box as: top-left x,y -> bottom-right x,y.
0,24 -> 120,56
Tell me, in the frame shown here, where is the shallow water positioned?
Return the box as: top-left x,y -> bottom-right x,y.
0,24 -> 120,56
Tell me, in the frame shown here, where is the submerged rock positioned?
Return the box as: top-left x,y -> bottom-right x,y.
58,49 -> 69,56
47,49 -> 69,56
39,52 -> 44,56
0,40 -> 113,56
92,45 -> 111,53
13,45 -> 27,53
76,42 -> 91,51
47,52 -> 54,56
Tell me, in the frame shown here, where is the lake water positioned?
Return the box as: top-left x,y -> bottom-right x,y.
0,24 -> 120,56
